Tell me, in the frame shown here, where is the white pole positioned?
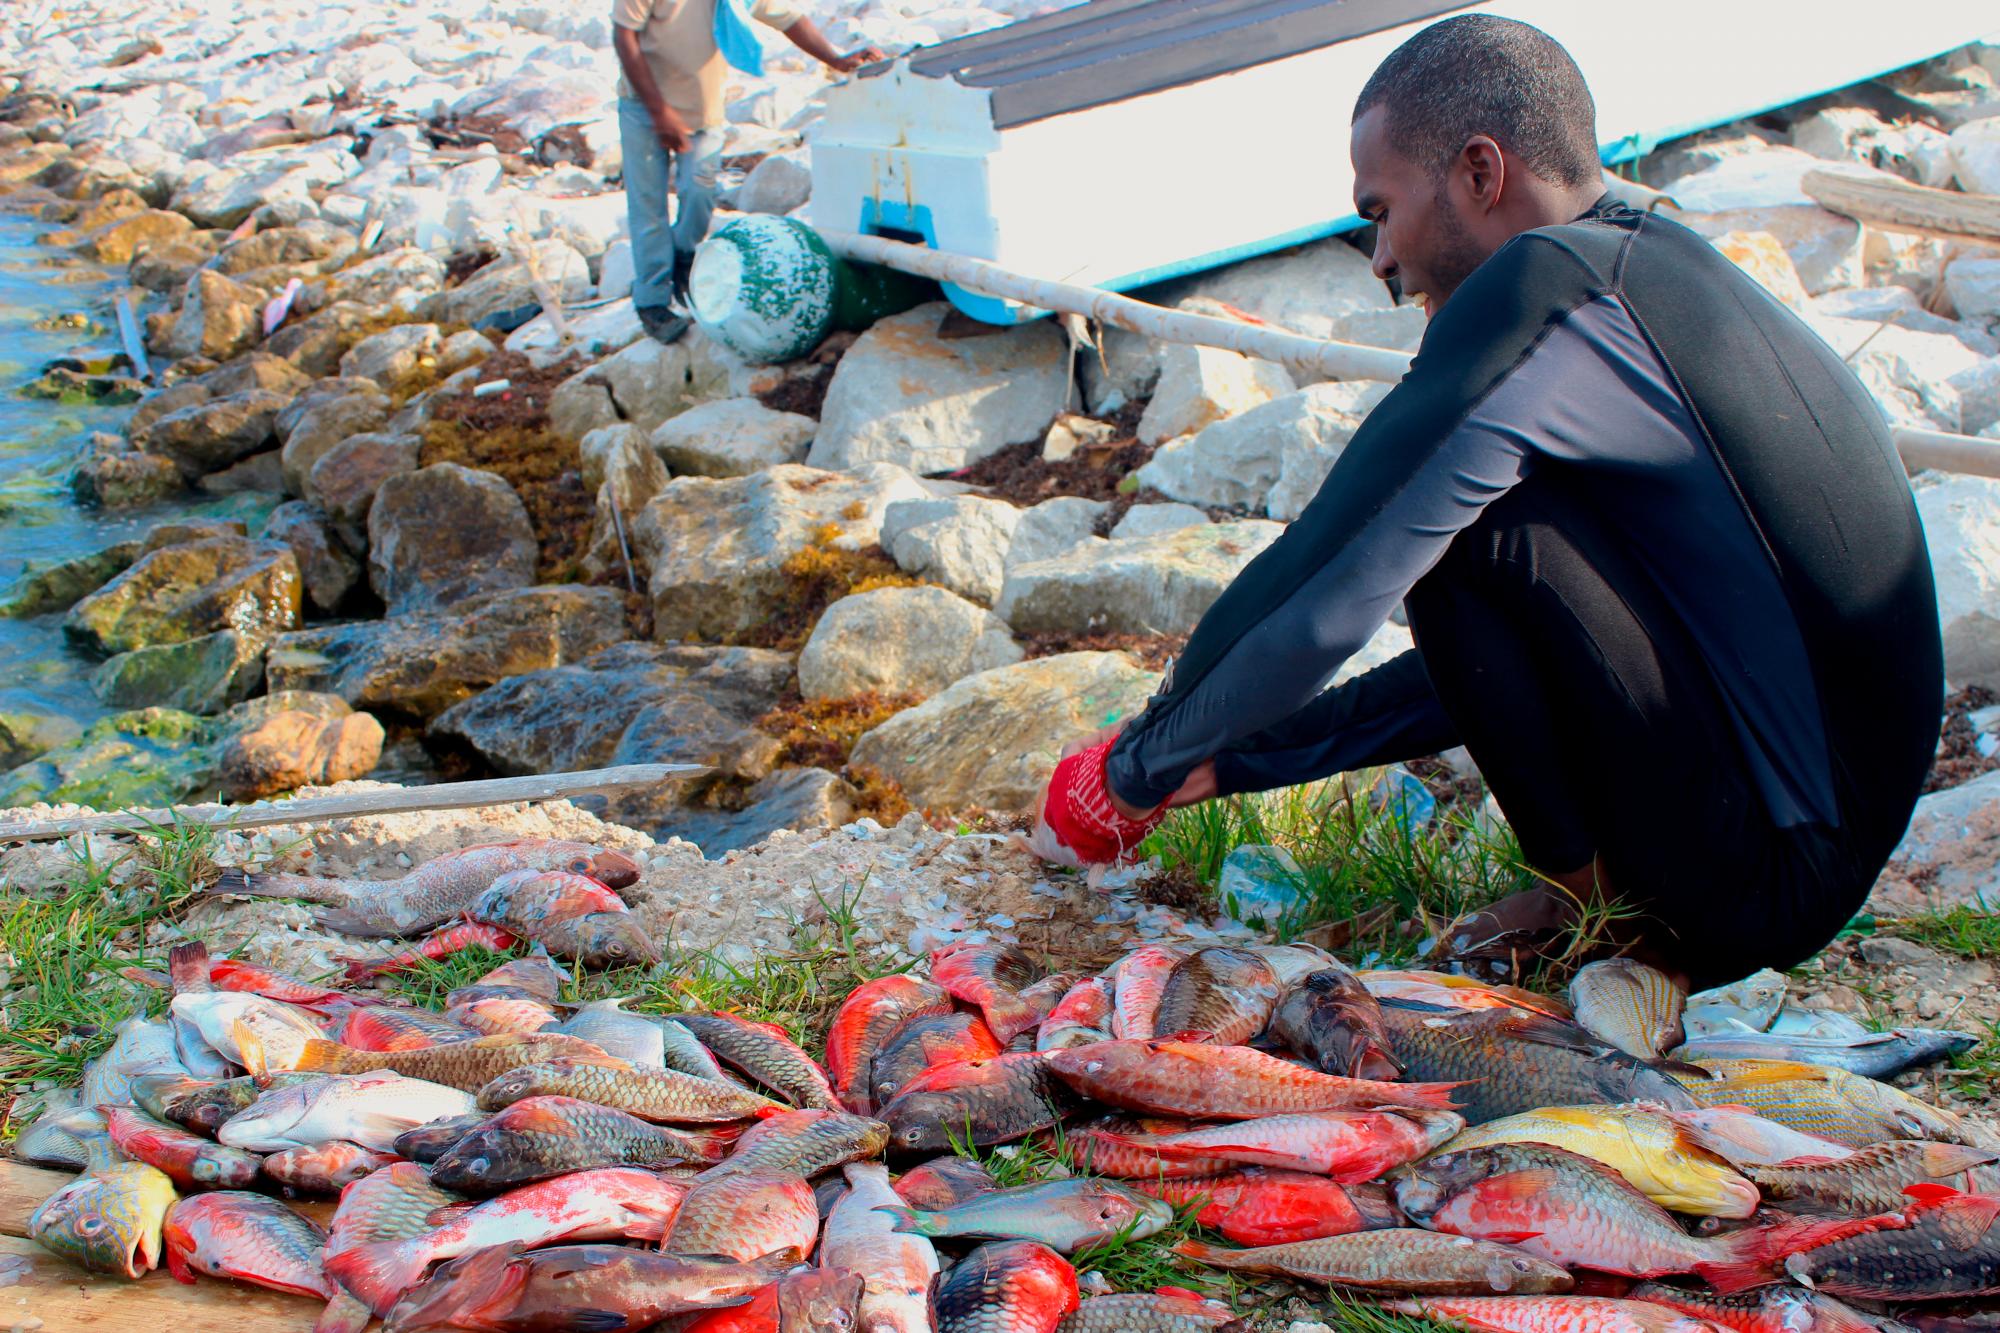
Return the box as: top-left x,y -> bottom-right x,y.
817,229 -> 1417,384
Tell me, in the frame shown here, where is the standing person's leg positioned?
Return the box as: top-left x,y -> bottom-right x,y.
668,128 -> 725,304
1403,477 -> 1838,990
619,97 -> 678,315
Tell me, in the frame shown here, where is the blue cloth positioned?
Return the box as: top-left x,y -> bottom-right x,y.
713,0 -> 765,76
618,98 -> 724,310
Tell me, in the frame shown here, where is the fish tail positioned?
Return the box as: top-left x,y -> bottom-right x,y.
1696,1213 -> 1904,1293
368,1239 -> 513,1325
872,1204 -> 939,1236
206,868 -> 299,899
324,1240 -> 435,1319
313,1293 -> 374,1333
167,941 -> 210,993
1385,1080 -> 1468,1110
232,1020 -> 270,1081
1167,1240 -> 1225,1262
290,1038 -> 349,1074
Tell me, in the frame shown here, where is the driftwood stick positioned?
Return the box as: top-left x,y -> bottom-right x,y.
0,763 -> 708,844
1802,167 -> 2000,244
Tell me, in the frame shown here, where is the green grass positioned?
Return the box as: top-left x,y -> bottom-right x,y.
1321,1292 -> 1459,1332
1892,907 -> 2000,960
1940,1021 -> 2000,1097
381,943 -> 521,1009
1142,768 -> 1536,964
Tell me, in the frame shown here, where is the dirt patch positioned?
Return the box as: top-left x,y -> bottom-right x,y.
1133,860 -> 1216,916
419,351 -> 595,583
1926,685 -> 2000,795
946,436 -> 1151,508
443,248 -> 496,285
729,526 -> 921,651
754,331 -> 855,421
1019,630 -> 1185,673
1403,753 -> 1488,817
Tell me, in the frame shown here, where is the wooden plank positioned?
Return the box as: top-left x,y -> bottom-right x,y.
1802,166 -> 2000,243
0,763 -> 708,845
0,1235 -> 323,1332
0,1163 -> 333,1240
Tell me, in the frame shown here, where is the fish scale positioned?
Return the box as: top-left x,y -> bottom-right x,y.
1130,1170 -> 1396,1247
869,1011 -> 1004,1109
822,1161 -> 939,1333
671,1012 -> 840,1110
291,1031 -> 610,1091
1744,1139 -> 2000,1216
1057,1292 -> 1245,1332
261,1141 -> 398,1195
429,1095 -> 723,1192
1627,1281 -> 1890,1332
477,1056 -> 779,1122
882,1177 -> 1173,1253
1173,1229 -> 1572,1293
706,1108 -> 890,1178
1679,1058 -> 1989,1148
664,1170 -> 818,1262
1442,1105 -> 1760,1218
28,1160 -> 176,1279
1046,1038 -> 1459,1119
1097,1107 -> 1463,1180
1387,1295 -> 1726,1332
1781,1192 -> 2000,1300
319,1163 -> 465,1333
556,997 -> 668,1066
162,1190 -> 333,1299
384,1243 -> 795,1332
932,942 -> 1042,1044
468,869 -> 660,969
205,839 -> 641,937
1271,966 -> 1402,1080
1153,948 -> 1281,1045
1568,958 -> 1686,1063
1110,945 -> 1184,1040
102,1105 -> 264,1190
934,1240 -> 1080,1333
879,1051 -> 1076,1153
825,973 -> 951,1113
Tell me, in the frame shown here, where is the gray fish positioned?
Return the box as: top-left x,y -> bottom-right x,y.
1683,968 -> 1787,1038
647,1014 -> 729,1083
82,1016 -> 187,1108
554,998 -> 665,1067
1569,958 -> 1685,1063
1674,1026 -> 1979,1080
17,1104 -> 106,1172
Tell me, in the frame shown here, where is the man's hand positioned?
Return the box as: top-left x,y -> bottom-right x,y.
1060,722 -> 1218,818
829,45 -> 885,73
651,106 -> 692,155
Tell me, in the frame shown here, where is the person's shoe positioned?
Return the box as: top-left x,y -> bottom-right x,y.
636,305 -> 690,345
669,254 -> 695,310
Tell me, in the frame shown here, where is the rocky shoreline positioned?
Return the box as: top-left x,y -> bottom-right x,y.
0,13 -> 1996,892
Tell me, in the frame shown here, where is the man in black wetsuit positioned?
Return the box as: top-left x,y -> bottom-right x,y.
1031,14 -> 1943,989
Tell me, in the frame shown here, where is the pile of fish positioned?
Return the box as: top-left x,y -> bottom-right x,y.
18,907 -> 2000,1331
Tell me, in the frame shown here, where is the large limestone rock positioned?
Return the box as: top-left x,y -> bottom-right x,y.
659,767 -> 856,857
1138,343 -> 1295,446
734,154 -> 812,216
652,397 -> 815,477
90,629 -> 267,714
1148,236 -> 1394,341
1670,204 -> 1864,295
218,709 -> 385,801
72,441 -> 183,508
0,708 -> 218,810
1110,503 -> 1209,540
420,239 -> 591,326
86,208 -> 193,264
1713,231 -> 1810,308
1007,497 -> 1107,571
1918,474 -> 2000,690
338,323 -> 441,386
882,494 -> 1021,605
129,388 -> 289,480
583,427 -> 671,580
329,246 -> 446,313
798,586 -> 1023,701
996,521 -> 1284,636
262,501 -> 361,614
849,652 -> 1158,811
1950,116 -> 2000,195
1948,259 -> 2000,322
264,585 -> 629,718
810,302 -> 1071,473
265,301 -> 376,378
64,537 -> 302,656
1133,381 -> 1384,519
638,463 -> 930,641
279,380 -> 391,500
368,463 -> 539,616
312,432 -> 422,546
166,269 -> 263,361
429,641 -> 790,798
1872,767 -> 2000,915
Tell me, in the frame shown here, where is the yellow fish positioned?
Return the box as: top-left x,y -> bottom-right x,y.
1678,1059 -> 1992,1150
1568,958 -> 1685,1063
1439,1105 -> 1758,1218
29,1160 -> 178,1278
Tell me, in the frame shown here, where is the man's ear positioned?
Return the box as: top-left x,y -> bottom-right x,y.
1455,134 -> 1507,215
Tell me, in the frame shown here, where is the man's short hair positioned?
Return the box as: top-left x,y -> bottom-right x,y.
1354,15 -> 1600,188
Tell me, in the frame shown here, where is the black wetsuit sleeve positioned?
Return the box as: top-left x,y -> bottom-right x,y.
1209,650 -> 1460,797
1105,233 -> 1605,809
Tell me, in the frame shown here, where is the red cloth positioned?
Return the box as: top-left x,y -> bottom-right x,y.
1036,738 -> 1167,867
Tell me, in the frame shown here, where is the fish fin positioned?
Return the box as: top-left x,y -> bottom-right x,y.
313,1292 -> 374,1333
167,942 -> 211,994
1161,1029 -> 1218,1044
291,1038 -> 348,1074
1466,1167 -> 1571,1204
118,965 -> 170,990
1655,1058 -> 1712,1080
165,1239 -> 195,1285
424,1203 -> 478,1227
496,1101 -> 585,1138
323,1240 -> 429,1319
1920,1143 -> 2000,1176
1167,1241 -> 1220,1260
1155,1286 -> 1208,1301
1698,1213 -> 1907,1293
1903,1182 -> 1963,1202
751,1104 -> 787,1121
872,1205 -> 936,1236
1479,1230 -> 1545,1245
232,1020 -> 270,1081
1920,1191 -> 2000,1248
313,908 -> 405,939
381,1242 -> 528,1330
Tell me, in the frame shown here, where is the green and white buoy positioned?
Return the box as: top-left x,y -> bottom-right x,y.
690,215 -> 930,364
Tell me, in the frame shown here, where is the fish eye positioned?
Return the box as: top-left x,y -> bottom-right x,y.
77,1217 -> 105,1237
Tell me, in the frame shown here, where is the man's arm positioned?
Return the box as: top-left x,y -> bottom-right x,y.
612,22 -> 692,153
751,1 -> 884,74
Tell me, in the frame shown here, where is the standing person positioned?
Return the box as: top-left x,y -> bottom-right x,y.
611,0 -> 881,343
1030,15 -> 1943,991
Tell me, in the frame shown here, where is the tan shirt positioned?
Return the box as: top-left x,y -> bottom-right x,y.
612,0 -> 804,130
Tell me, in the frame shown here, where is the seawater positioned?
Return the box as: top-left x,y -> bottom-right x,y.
0,210 -> 271,732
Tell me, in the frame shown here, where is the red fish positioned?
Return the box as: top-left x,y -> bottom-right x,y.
1129,1170 -> 1400,1247
869,1012 -> 1006,1109
207,958 -> 346,1005
162,1191 -> 334,1299
932,942 -> 1041,1044
1110,947 -> 1185,1040
1385,1295 -> 1723,1332
1045,1039 -> 1460,1118
933,1240 -> 1078,1333
102,1106 -> 263,1190
1095,1108 -> 1463,1180
1037,976 -> 1113,1051
261,1142 -> 400,1196
340,922 -> 521,981
824,974 -> 951,1114
339,1004 -> 478,1052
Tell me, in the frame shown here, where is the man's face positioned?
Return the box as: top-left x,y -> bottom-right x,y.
1351,105 -> 1492,318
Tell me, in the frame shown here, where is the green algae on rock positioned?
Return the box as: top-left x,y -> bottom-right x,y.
90,628 -> 267,715
62,535 -> 301,656
0,710 -> 84,771
0,707 -> 219,809
0,539 -> 142,618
